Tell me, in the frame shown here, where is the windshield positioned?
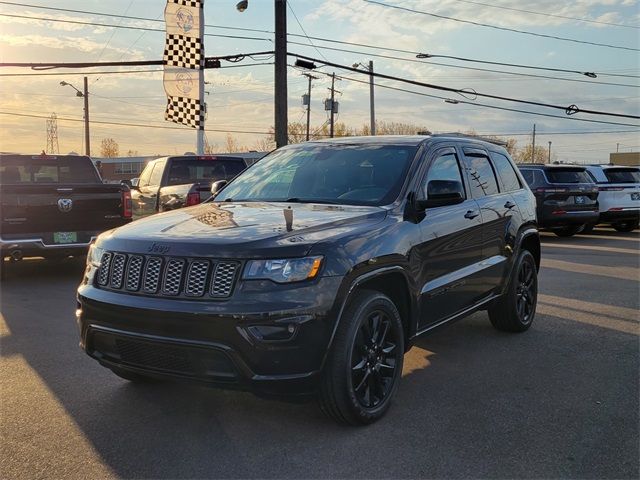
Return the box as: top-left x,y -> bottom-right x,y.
545,168 -> 592,184
167,159 -> 247,186
216,144 -> 418,206
603,168 -> 640,184
0,155 -> 100,184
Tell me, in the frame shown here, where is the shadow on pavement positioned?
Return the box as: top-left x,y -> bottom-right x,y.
1,260 -> 639,478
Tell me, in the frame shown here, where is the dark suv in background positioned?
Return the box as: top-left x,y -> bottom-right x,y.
518,164 -> 599,237
77,134 -> 540,425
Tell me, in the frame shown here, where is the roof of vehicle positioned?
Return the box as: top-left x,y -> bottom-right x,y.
586,164 -> 639,170
518,164 -> 587,169
305,134 -> 508,148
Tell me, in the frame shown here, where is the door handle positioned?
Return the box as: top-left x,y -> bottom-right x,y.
504,201 -> 516,209
464,210 -> 479,219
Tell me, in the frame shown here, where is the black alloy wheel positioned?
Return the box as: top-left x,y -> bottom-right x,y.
515,258 -> 536,326
489,249 -> 538,332
613,221 -> 639,233
350,309 -> 398,409
319,290 -> 404,425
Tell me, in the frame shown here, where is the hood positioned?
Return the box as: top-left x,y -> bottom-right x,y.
98,201 -> 387,258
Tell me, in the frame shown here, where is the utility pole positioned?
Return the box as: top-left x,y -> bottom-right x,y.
274,0 -> 288,147
548,141 -> 552,163
531,123 -> 536,163
329,73 -> 336,138
616,143 -> 620,152
83,77 -> 90,156
46,113 -> 59,154
368,60 -> 375,136
303,73 -> 317,141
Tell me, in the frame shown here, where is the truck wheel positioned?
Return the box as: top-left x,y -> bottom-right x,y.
319,290 -> 404,425
110,367 -> 154,383
613,221 -> 639,233
580,223 -> 596,234
489,250 -> 538,333
554,226 -> 581,237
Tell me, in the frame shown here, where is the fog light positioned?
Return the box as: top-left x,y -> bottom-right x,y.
247,325 -> 297,342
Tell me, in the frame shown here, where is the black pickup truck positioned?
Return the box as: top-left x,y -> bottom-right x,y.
130,155 -> 248,220
0,154 -> 132,261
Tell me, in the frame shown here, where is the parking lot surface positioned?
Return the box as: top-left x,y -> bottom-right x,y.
1,228 -> 638,479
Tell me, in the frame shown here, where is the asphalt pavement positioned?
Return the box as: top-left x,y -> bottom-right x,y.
1,228 -> 638,479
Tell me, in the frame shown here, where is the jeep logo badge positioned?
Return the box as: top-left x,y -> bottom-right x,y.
57,198 -> 73,213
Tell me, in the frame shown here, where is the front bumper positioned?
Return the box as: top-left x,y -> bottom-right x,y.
77,275 -> 344,397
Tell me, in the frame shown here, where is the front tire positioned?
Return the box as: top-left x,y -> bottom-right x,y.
319,290 -> 404,425
613,221 -> 639,232
489,250 -> 538,333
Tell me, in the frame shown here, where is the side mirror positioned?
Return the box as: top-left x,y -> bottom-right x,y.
417,180 -> 465,209
211,180 -> 228,197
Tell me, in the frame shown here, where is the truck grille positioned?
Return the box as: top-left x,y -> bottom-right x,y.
96,252 -> 239,299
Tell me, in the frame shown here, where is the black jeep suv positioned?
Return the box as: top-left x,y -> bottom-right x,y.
518,164 -> 599,237
77,135 -> 540,425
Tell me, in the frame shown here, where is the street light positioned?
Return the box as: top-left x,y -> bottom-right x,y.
60,77 -> 90,156
236,0 -> 248,12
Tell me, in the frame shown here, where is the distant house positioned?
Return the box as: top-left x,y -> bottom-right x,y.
610,152 -> 640,166
93,152 -> 269,183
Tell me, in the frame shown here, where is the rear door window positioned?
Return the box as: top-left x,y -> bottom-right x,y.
545,168 -> 592,184
603,168 -> 640,184
464,155 -> 499,197
490,152 -> 521,192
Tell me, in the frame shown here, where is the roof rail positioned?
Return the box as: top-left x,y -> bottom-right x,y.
420,132 -> 508,147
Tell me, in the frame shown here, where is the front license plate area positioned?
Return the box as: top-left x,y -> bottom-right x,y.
53,232 -> 77,244
574,196 -> 586,204
631,192 -> 640,201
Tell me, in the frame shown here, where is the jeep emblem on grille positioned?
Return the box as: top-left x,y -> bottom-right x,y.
147,243 -> 171,254
57,198 -> 73,213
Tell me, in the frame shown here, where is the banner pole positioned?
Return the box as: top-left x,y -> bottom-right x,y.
197,1 -> 205,155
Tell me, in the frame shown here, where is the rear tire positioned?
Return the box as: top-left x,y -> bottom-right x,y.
489,250 -> 538,333
613,221 -> 639,233
319,290 -> 404,426
580,223 -> 596,234
553,226 -> 581,237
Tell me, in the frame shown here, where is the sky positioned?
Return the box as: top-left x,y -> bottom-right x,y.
0,0 -> 638,163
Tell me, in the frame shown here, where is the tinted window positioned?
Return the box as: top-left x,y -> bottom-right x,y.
217,144 -> 417,206
603,168 -> 640,184
0,155 -> 99,184
545,168 -> 592,184
490,152 -> 521,192
465,155 -> 499,197
167,159 -> 246,186
520,169 -> 534,185
423,152 -> 465,197
148,160 -> 166,186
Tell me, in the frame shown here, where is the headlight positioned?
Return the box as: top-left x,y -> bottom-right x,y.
87,244 -> 105,267
243,256 -> 323,283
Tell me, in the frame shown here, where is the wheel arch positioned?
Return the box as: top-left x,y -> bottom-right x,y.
518,227 -> 541,271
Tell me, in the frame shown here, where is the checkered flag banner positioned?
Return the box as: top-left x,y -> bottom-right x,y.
164,0 -> 204,128
165,96 -> 204,129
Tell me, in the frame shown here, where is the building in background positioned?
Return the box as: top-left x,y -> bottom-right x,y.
610,152 -> 640,166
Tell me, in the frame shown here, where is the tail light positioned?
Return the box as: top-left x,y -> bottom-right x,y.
122,190 -> 132,218
186,192 -> 200,206
551,210 -> 567,215
608,207 -> 623,212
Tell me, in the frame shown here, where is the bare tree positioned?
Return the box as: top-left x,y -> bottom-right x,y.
100,138 -> 119,158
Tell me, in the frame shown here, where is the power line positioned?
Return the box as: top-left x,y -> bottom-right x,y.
2,1 -> 637,79
0,13 -> 272,42
300,66 -> 640,128
364,0 -> 640,52
292,53 -> 640,120
447,0 -> 639,29
287,40 -> 639,88
287,2 -> 328,61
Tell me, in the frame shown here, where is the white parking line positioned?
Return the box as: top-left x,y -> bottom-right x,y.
542,243 -> 638,256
